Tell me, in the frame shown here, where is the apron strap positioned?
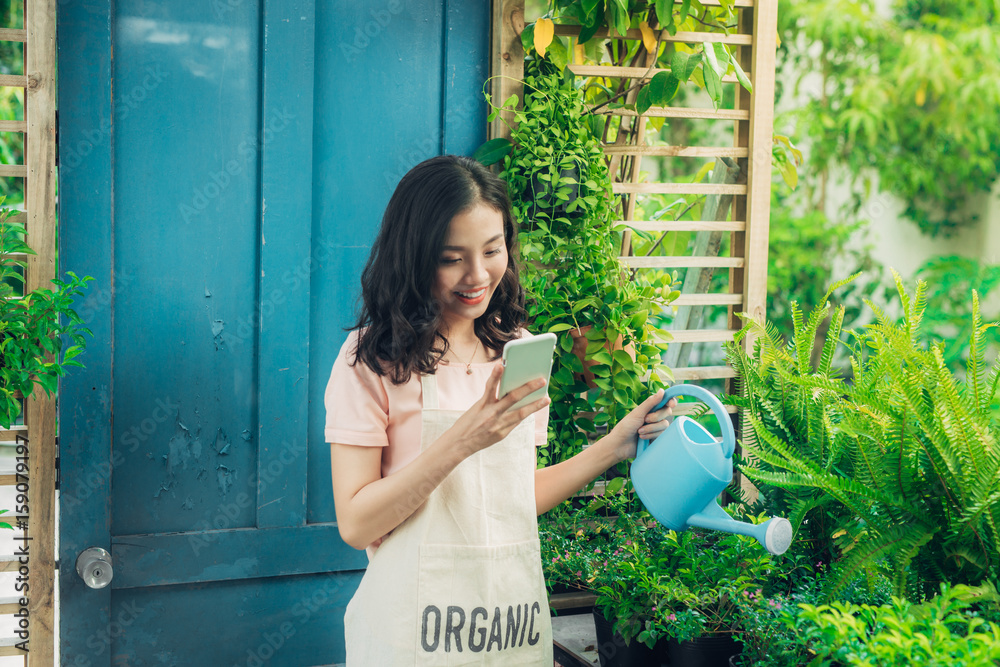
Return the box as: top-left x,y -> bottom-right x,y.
419,373 -> 439,410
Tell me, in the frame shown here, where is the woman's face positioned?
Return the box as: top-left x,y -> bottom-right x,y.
433,203 -> 508,334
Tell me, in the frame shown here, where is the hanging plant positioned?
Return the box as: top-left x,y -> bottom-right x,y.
474,1 -> 765,464
480,59 -> 676,466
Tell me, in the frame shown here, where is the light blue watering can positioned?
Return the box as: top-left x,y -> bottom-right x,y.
631,384 -> 793,555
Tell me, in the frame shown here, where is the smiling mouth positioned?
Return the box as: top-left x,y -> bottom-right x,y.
455,287 -> 488,304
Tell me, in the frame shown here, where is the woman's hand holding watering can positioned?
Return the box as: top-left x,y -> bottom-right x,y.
609,389 -> 677,463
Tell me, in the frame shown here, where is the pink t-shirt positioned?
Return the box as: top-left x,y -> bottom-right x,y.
324,329 -> 549,477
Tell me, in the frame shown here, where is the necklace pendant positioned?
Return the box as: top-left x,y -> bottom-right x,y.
466,365 -> 473,375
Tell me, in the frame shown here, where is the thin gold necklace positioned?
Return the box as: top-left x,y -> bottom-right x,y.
455,338 -> 480,375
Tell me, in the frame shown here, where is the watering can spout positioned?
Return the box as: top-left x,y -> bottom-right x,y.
688,501 -> 793,556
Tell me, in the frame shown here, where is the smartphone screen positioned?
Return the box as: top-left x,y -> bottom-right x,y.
497,333 -> 557,410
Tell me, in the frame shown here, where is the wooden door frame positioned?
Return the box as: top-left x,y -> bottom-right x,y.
21,0 -> 59,663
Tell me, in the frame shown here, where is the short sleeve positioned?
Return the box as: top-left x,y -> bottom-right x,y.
535,404 -> 549,447
324,332 -> 391,447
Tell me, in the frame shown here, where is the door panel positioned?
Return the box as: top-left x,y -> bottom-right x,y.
59,0 -> 489,664
111,1 -> 262,536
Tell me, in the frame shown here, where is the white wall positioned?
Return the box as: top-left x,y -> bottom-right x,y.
823,170 -> 994,284
982,180 -> 1000,265
778,0 -> 1000,280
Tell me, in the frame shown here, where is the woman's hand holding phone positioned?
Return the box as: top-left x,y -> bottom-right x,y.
445,364 -> 549,458
439,334 -> 555,459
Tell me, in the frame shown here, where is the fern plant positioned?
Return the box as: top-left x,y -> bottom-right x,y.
726,271 -> 1000,601
914,255 -> 1000,372
725,276 -> 858,576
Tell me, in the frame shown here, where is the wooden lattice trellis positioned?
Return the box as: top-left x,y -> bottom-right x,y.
0,0 -> 58,664
491,0 -> 778,496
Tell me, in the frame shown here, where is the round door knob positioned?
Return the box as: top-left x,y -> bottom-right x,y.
76,547 -> 113,589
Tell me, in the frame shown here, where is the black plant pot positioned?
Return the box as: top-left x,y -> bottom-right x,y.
548,581 -> 575,595
666,634 -> 742,667
592,610 -> 657,667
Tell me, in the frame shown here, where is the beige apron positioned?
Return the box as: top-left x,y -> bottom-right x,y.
344,372 -> 553,666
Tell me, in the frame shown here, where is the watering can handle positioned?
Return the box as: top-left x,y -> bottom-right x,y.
636,384 -> 736,459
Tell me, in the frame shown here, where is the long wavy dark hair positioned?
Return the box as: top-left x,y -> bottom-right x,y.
350,155 -> 526,384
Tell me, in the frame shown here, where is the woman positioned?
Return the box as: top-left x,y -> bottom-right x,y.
326,155 -> 673,665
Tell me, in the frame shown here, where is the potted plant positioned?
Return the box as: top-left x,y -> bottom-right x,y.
539,483 -> 650,665
0,203 -> 91,429
642,516 -> 777,666
543,487 -> 660,666
554,486 -> 776,666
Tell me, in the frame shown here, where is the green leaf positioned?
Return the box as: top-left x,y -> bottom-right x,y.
670,51 -> 701,82
730,54 -> 752,93
586,498 -> 607,512
592,349 -> 613,365
715,44 -> 733,77
592,377 -> 612,391
679,0 -> 691,22
655,0 -> 674,28
776,154 -> 798,190
612,2 -> 630,37
473,138 -> 512,166
606,476 -> 626,494
703,59 -> 723,107
703,42 -> 726,78
647,71 -> 679,106
578,18 -> 601,45
545,35 -> 571,71
636,87 -> 652,115
520,22 -> 535,52
612,349 -> 633,366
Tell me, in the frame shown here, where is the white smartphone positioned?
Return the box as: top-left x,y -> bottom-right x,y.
497,333 -> 558,410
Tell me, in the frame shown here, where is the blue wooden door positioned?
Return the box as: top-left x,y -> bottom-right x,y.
57,1 -> 488,664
